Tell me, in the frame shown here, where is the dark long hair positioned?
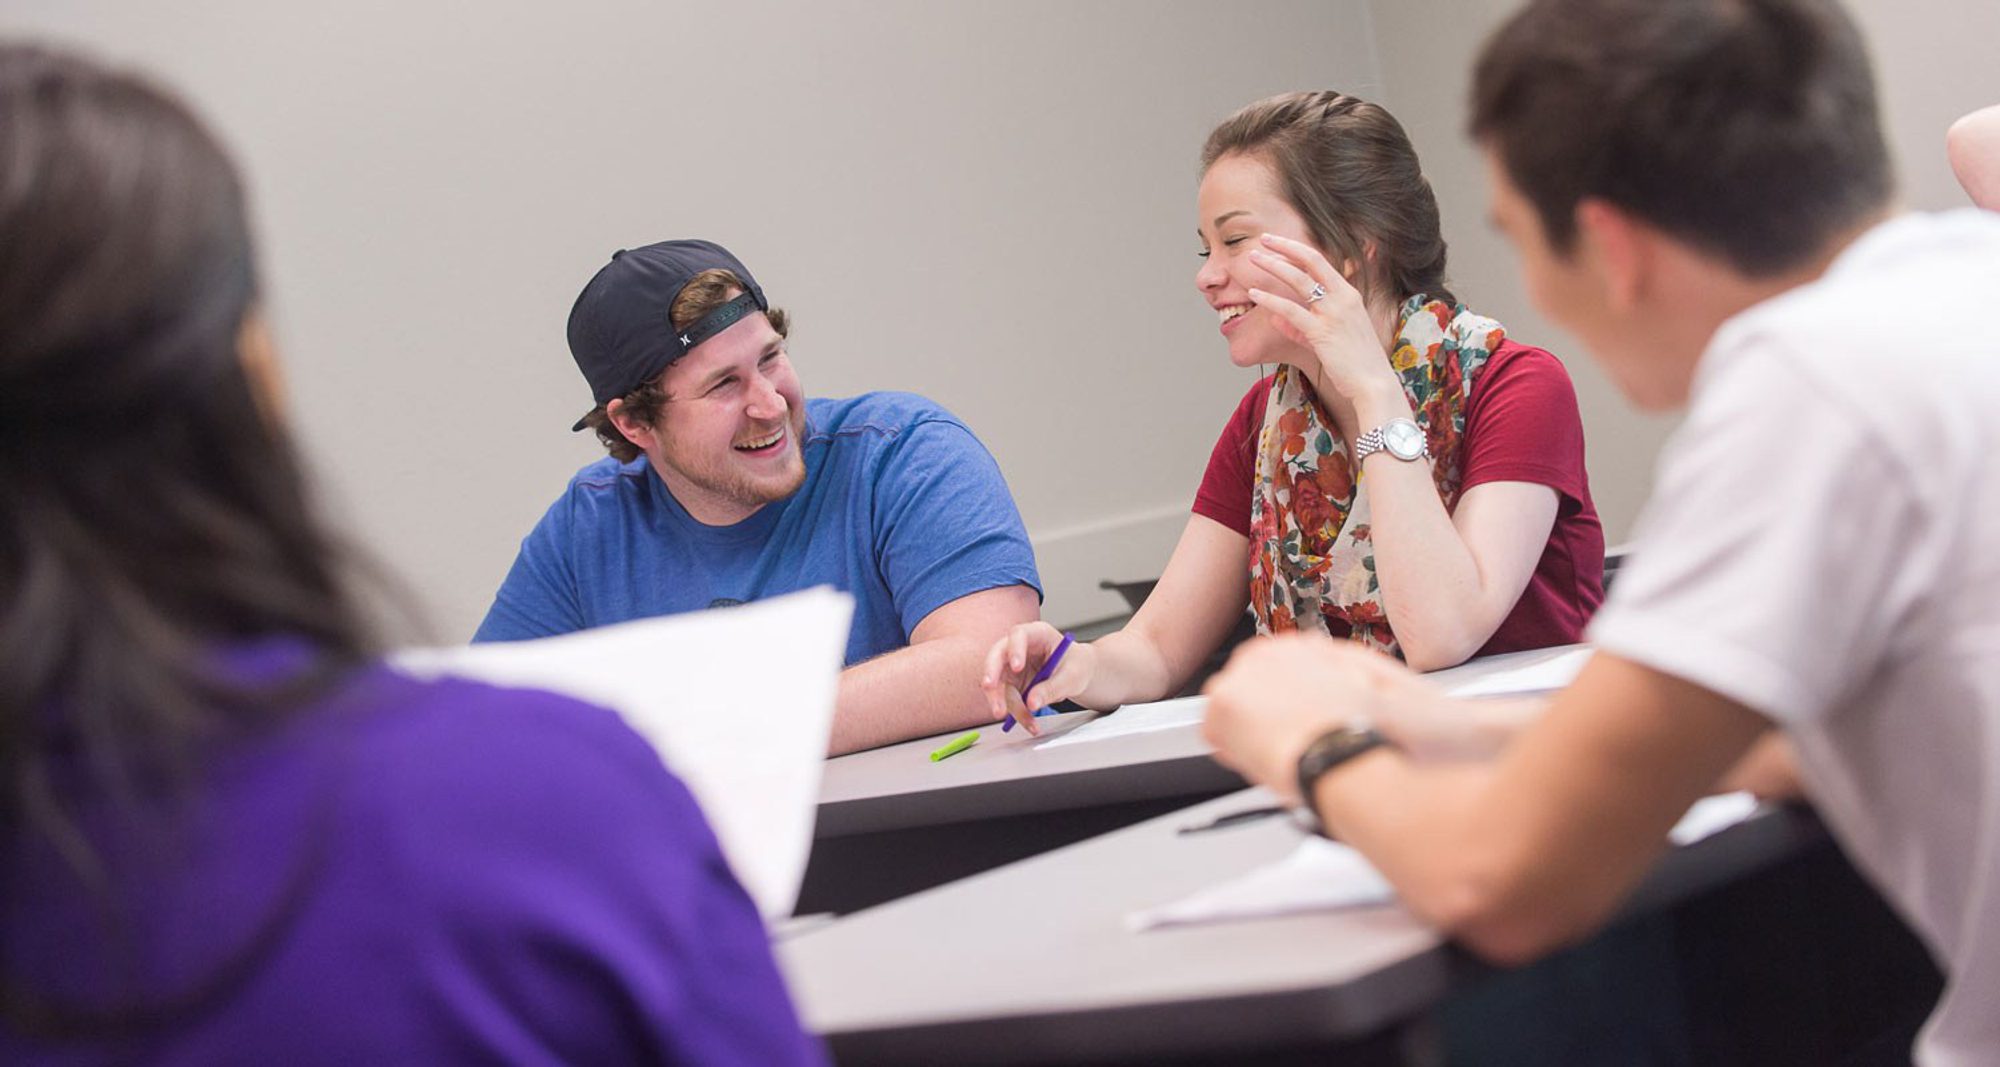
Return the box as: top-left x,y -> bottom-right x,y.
0,44 -> 377,1033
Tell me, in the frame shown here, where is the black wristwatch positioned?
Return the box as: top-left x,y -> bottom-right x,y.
1294,722 -> 1388,834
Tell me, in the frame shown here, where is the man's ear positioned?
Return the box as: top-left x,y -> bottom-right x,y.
605,398 -> 655,449
1573,197 -> 1648,311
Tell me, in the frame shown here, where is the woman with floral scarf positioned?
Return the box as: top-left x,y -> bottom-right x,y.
983,91 -> 1604,730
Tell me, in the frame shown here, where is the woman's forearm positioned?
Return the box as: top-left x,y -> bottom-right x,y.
1070,628 -> 1178,710
1070,516 -> 1256,710
1349,390 -> 1504,670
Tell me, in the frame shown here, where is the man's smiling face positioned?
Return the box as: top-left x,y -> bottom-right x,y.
631,303 -> 807,525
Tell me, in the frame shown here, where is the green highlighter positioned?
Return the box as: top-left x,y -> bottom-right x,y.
928,730 -> 981,762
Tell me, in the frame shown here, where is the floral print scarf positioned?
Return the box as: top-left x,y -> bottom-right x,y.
1247,295 -> 1503,655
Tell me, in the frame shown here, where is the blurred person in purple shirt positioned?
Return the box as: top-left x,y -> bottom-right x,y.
0,43 -> 822,1066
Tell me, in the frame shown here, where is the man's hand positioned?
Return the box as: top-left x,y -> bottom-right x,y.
1201,635 -> 1388,803
1203,634 -> 1534,803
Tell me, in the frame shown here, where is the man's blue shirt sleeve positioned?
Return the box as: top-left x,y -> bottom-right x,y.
473,492 -> 587,642
871,416 -> 1042,636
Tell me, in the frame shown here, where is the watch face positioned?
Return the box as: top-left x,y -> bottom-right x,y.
1384,419 -> 1426,460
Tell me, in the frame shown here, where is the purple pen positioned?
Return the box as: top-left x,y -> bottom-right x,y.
1004,632 -> 1075,733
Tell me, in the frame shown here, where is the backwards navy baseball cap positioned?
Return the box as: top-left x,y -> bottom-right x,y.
566,239 -> 769,431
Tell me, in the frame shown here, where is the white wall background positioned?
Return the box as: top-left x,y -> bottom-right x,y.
6,1 -> 1995,634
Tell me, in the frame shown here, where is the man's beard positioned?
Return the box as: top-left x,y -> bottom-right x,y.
661,409 -> 808,514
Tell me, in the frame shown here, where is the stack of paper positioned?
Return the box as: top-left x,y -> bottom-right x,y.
393,587 -> 853,923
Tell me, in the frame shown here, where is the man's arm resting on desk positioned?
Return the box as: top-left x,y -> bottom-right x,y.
1280,643 -> 1801,794
1716,730 -> 1805,799
1203,640 -> 1767,966
830,584 -> 1041,755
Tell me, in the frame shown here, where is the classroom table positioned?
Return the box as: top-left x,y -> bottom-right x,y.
780,786 -> 1941,1066
799,706 -> 1237,913
799,645 -> 1588,914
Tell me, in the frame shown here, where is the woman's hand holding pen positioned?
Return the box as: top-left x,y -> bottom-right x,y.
980,622 -> 1096,736
1246,233 -> 1402,407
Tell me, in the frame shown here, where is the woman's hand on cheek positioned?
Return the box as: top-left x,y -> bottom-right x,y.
1247,234 -> 1397,401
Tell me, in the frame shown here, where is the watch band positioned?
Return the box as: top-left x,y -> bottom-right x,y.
1354,420 -> 1429,465
1294,723 -> 1388,834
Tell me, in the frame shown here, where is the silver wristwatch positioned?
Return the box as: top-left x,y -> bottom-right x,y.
1354,417 -> 1428,465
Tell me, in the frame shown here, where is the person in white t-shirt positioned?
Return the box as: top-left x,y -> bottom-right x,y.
1197,1 -> 2000,1064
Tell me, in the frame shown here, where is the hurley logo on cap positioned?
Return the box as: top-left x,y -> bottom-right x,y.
565,239 -> 769,431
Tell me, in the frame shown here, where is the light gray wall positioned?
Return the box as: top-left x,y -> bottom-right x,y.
6,0 -> 1380,634
9,1 -> 1996,634
1367,0 -> 2000,553
1846,0 -> 2000,208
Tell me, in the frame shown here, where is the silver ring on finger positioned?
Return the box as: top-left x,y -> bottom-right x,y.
1306,283 -> 1327,305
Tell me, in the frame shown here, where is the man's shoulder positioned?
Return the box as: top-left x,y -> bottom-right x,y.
806,392 -> 978,449
799,392 -> 1020,514
523,455 -> 656,546
809,391 -> 966,432
1696,212 -> 2000,483
1722,211 -> 2000,379
566,454 -> 650,494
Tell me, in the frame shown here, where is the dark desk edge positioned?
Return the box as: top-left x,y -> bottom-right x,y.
814,754 -> 1247,837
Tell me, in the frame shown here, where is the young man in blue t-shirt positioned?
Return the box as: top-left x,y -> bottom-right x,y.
476,240 -> 1042,753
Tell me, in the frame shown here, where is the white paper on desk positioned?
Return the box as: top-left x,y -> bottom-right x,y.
1444,647 -> 1593,699
391,587 -> 853,924
1128,791 -> 1761,932
1129,836 -> 1391,931
1034,695 -> 1209,750
1670,791 -> 1759,846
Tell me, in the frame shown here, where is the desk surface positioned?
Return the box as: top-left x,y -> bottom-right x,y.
815,710 -> 1237,837
815,644 -> 1590,838
779,783 -> 1826,1066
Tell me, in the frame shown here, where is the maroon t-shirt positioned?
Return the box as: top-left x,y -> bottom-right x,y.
1192,339 -> 1604,657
